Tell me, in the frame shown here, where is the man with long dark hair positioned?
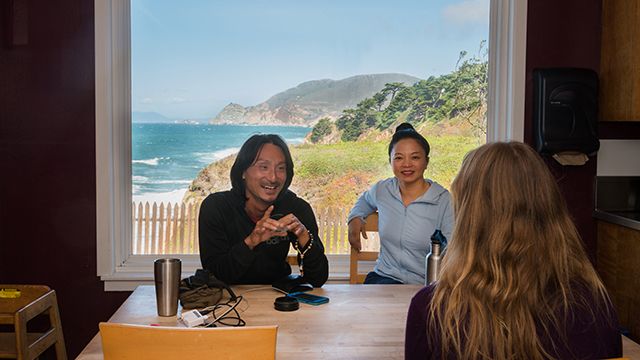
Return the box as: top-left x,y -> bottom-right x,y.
199,134 -> 328,286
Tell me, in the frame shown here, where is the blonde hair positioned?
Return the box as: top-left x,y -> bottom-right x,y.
429,142 -> 610,360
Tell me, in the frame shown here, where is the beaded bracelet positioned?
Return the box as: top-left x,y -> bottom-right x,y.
292,231 -> 314,275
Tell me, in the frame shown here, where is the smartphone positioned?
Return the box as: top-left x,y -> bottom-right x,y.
287,292 -> 329,305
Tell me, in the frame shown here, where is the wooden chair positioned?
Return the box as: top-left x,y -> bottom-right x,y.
349,212 -> 380,284
286,254 -> 298,266
0,285 -> 67,360
99,322 -> 277,360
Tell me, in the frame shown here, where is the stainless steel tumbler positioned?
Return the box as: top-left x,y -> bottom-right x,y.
425,230 -> 446,285
425,242 -> 442,285
154,258 -> 181,316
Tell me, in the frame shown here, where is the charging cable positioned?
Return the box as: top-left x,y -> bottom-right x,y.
180,295 -> 245,327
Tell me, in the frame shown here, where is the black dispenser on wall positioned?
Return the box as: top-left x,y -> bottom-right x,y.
533,68 -> 599,157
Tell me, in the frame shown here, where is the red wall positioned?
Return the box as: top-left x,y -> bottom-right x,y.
525,0 -> 601,261
0,1 -> 129,357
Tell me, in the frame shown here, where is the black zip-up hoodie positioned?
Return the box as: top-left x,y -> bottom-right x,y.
198,189 -> 329,286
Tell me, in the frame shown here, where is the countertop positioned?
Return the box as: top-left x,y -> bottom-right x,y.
594,176 -> 640,231
594,209 -> 640,231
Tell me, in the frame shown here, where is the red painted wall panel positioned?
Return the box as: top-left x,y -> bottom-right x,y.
0,1 -> 129,357
525,0 -> 602,262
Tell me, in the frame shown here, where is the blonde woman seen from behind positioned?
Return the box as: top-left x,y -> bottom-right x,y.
405,142 -> 621,360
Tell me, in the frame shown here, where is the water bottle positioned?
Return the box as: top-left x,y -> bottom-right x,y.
425,230 -> 446,285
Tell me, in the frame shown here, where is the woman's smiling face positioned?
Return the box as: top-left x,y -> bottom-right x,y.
243,143 -> 287,206
391,138 -> 428,185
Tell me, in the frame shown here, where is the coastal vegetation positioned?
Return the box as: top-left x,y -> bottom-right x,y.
185,45 -> 487,211
185,127 -> 482,210
328,42 -> 488,142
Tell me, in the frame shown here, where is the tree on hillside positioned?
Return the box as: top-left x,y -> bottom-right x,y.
443,41 -> 488,135
336,108 -> 363,141
379,86 -> 415,129
382,82 -> 405,102
356,98 -> 379,127
373,92 -> 387,111
310,118 -> 333,143
408,78 -> 445,122
324,42 -> 488,143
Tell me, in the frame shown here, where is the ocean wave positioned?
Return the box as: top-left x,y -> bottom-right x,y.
196,147 -> 240,163
132,157 -> 168,166
287,137 -> 306,144
132,178 -> 192,185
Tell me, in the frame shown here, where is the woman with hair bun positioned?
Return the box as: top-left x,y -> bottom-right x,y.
405,141 -> 621,360
347,123 -> 454,284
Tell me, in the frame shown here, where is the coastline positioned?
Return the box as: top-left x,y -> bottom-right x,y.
206,121 -> 314,128
132,188 -> 188,205
131,123 -> 311,206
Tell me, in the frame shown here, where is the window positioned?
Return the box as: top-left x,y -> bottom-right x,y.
96,0 -> 526,290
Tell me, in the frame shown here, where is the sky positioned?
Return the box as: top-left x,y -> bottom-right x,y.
131,0 -> 490,120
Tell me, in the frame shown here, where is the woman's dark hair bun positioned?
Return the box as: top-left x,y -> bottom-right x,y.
388,122 -> 430,157
395,123 -> 415,133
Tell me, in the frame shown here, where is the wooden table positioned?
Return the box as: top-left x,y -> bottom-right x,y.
77,284 -> 640,359
77,284 -> 420,359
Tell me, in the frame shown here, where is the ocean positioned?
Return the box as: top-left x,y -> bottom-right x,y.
132,123 -> 311,204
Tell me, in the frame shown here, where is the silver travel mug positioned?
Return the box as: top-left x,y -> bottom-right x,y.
425,230 -> 446,285
425,242 -> 442,285
154,258 -> 182,316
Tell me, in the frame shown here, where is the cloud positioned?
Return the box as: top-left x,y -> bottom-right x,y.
141,97 -> 153,104
443,0 -> 489,25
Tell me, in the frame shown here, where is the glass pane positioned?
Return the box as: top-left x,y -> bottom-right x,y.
131,0 -> 489,255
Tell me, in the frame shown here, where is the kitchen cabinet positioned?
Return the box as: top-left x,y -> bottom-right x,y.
597,220 -> 640,341
599,0 -> 640,121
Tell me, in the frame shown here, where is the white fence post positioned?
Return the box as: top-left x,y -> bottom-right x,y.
132,201 -> 353,255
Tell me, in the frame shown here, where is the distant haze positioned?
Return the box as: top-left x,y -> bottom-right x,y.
132,111 -> 172,123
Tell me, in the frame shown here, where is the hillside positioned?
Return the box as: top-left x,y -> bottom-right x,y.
209,73 -> 420,127
184,116 -> 484,210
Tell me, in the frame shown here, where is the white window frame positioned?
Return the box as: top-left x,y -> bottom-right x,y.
95,0 -> 527,291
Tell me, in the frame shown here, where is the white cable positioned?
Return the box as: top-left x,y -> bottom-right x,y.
237,286 -> 275,296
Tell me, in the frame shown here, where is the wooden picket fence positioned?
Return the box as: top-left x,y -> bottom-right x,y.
132,201 -> 360,255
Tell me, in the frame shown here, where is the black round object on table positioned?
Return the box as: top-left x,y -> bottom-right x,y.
274,296 -> 299,311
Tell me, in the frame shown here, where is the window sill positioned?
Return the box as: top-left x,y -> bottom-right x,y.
101,254 -> 351,291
